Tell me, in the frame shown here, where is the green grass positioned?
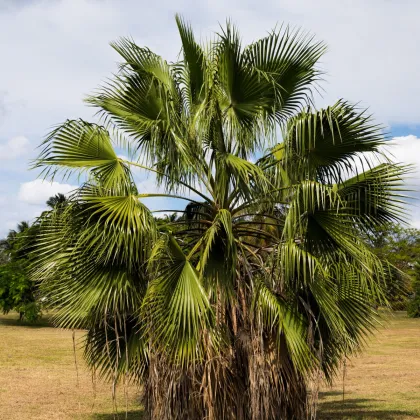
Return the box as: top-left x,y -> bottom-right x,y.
0,311 -> 419,419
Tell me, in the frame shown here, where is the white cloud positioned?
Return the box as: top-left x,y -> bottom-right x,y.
2,0 -> 420,231
18,179 -> 77,205
0,194 -> 46,237
0,136 -> 30,159
0,0 -> 420,135
385,136 -> 420,182
379,136 -> 420,227
343,135 -> 420,227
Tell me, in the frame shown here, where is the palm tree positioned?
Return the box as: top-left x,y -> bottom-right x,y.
0,221 -> 30,254
46,193 -> 68,209
31,17 -> 408,419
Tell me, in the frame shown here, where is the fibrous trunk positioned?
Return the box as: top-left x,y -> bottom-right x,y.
143,330 -> 311,419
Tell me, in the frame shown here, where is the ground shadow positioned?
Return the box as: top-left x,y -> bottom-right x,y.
319,390 -> 343,398
88,401 -> 420,420
92,409 -> 144,419
0,314 -> 53,329
318,394 -> 419,419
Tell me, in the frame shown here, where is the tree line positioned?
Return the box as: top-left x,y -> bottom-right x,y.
2,213 -> 419,322
0,194 -> 67,320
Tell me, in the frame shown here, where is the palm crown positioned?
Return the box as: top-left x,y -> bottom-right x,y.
32,16 -> 408,419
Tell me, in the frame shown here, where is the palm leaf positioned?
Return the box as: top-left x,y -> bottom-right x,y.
35,119 -> 132,190
143,236 -> 214,366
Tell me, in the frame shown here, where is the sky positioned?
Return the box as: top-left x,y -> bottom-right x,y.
1,0 -> 420,237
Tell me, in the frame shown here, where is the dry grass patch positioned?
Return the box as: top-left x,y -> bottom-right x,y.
1,311 -> 419,419
0,313 -> 143,420
318,311 -> 420,419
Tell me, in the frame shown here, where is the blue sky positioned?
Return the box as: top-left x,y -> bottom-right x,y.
1,0 -> 420,237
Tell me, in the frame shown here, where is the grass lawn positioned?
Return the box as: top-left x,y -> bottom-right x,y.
318,311 -> 420,419
0,311 -> 419,419
0,312 -> 143,419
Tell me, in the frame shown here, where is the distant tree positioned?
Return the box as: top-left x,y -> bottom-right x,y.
46,193 -> 68,210
407,262 -> 420,318
0,221 -> 40,321
370,224 -> 420,274
0,263 -> 39,321
0,251 -> 7,265
366,223 -> 420,310
0,238 -> 10,265
0,221 -> 30,254
0,192 -> 71,320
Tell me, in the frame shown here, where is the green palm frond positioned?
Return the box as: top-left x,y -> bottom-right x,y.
76,184 -> 156,266
35,119 -> 132,190
270,101 -> 386,183
86,39 -> 197,187
337,163 -> 412,226
253,281 -> 315,373
211,22 -> 326,158
144,236 -> 214,366
245,25 -> 326,120
175,14 -> 207,107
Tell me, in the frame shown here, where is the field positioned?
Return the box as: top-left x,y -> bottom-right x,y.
318,312 -> 420,419
0,313 -> 143,419
0,312 -> 419,419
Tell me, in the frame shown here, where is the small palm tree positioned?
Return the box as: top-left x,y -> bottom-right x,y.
0,221 -> 30,253
32,17 -> 408,419
46,193 -> 68,209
